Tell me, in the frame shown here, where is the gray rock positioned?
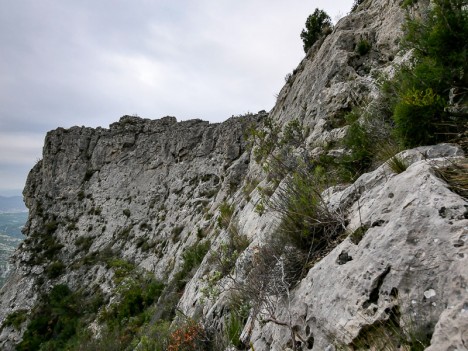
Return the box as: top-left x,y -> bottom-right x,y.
1,0 -> 466,350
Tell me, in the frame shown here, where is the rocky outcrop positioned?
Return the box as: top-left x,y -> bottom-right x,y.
1,0 -> 467,350
271,0 -> 405,136
246,144 -> 467,350
0,114 -> 262,349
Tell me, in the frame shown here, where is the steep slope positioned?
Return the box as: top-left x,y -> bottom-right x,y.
245,144 -> 467,350
0,115 -> 262,349
0,0 -> 467,350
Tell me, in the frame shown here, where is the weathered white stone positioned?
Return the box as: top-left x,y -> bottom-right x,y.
246,148 -> 467,350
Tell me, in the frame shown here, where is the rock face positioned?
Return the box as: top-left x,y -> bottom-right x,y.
247,144 -> 468,350
0,114 -> 262,349
1,0 -> 467,350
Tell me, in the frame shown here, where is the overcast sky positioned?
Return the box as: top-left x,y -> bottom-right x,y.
0,0 -> 353,196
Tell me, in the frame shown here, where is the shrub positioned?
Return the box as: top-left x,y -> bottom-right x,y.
389,0 -> 468,147
75,236 -> 94,252
167,320 -> 209,351
44,220 -> 59,235
217,202 -> 234,229
3,310 -> 28,330
300,9 -> 333,53
393,88 -> 446,147
225,307 -> 249,348
387,155 -> 408,174
103,278 -> 164,326
107,258 -> 136,282
172,225 -> 185,242
203,230 -> 250,300
67,222 -> 78,231
17,285 -> 82,351
356,39 -> 371,56
341,121 -> 374,178
118,226 -> 133,240
174,241 -> 210,291
248,117 -> 306,185
83,170 -> 94,182
139,221 -> 152,231
123,209 -> 131,217
37,234 -> 64,262
403,0 -> 468,71
46,260 -> 65,279
271,170 -> 345,257
342,312 -> 434,351
137,321 -> 172,351
248,116 -> 346,259
247,116 -> 281,166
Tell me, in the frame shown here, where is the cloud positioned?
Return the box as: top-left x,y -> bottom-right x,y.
0,132 -> 43,195
0,133 -> 43,165
0,0 -> 354,194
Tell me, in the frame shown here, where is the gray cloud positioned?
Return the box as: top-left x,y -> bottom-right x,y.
0,0 -> 353,194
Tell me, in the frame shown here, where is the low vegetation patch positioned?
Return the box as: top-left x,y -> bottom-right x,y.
356,39 -> 371,56
435,159 -> 468,198
339,311 -> 434,351
2,309 -> 28,330
389,0 -> 468,147
174,240 -> 211,292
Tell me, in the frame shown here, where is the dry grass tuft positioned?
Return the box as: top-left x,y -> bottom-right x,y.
435,159 -> 468,198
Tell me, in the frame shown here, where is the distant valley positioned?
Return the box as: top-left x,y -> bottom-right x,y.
0,198 -> 27,286
0,196 -> 27,213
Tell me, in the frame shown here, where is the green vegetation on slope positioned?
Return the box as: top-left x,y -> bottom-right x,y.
390,0 -> 467,147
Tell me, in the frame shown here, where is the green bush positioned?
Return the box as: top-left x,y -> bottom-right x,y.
248,115 -> 346,261
248,117 -> 306,185
218,202 -> 234,229
17,285 -> 82,351
393,88 -> 446,147
137,321 -> 172,351
341,121 -> 374,178
75,236 -> 94,252
2,310 -> 28,330
225,307 -> 249,348
107,258 -> 135,282
300,8 -> 333,53
172,225 -> 184,242
35,234 -> 64,263
356,39 -> 371,56
46,260 -> 65,279
403,0 -> 468,71
345,312 -> 434,351
44,220 -> 59,235
17,256 -> 166,351
389,0 -> 468,147
174,241 -> 210,291
103,279 -> 164,327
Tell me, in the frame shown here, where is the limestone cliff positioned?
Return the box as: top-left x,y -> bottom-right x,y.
1,0 -> 467,350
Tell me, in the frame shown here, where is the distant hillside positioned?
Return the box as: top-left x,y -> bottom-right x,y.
0,196 -> 27,213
